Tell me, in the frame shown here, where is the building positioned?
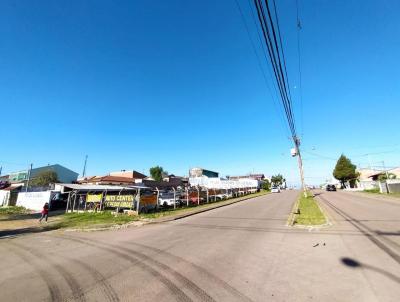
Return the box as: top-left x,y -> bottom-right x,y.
109,170 -> 147,180
228,174 -> 267,181
8,164 -> 79,184
78,170 -> 147,186
79,175 -> 136,185
189,167 -> 219,178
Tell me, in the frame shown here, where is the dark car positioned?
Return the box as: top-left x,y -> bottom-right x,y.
326,184 -> 337,191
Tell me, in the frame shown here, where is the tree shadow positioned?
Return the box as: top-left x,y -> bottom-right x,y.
341,257 -> 400,283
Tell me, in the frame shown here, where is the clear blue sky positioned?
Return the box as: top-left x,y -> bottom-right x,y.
1,0 -> 399,185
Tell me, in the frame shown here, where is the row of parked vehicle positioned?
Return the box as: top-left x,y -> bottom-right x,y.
157,188 -> 258,208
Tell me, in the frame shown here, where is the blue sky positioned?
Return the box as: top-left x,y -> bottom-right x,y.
1,0 -> 399,185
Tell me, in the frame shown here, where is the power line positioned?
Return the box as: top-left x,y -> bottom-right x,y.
295,0 -> 304,139
245,0 -> 292,138
253,0 -> 296,138
253,0 -> 306,196
234,0 -> 291,138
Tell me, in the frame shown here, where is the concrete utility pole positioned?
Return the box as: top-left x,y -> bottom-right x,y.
292,137 -> 307,197
25,163 -> 33,192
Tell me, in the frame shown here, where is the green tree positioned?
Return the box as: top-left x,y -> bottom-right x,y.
271,174 -> 285,187
149,166 -> 165,182
262,179 -> 271,191
31,170 -> 59,186
333,154 -> 357,188
378,173 -> 396,181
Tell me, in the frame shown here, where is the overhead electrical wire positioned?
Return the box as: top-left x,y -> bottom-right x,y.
295,0 -> 304,139
245,0 -> 292,138
253,0 -> 297,140
234,0 -> 291,138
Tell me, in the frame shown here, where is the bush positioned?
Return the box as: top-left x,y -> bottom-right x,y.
0,206 -> 29,215
364,188 -> 380,194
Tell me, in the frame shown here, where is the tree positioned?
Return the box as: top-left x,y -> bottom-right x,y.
262,179 -> 271,191
333,154 -> 357,188
271,174 -> 285,187
378,173 -> 396,181
31,170 -> 59,187
149,166 -> 165,182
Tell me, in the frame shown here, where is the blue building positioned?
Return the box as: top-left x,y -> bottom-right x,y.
9,164 -> 79,184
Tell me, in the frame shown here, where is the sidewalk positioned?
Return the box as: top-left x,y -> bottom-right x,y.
345,191 -> 400,204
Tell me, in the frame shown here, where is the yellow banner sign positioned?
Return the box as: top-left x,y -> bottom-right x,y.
87,194 -> 102,203
105,195 -> 134,208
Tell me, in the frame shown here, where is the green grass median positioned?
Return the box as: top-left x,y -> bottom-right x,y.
293,193 -> 326,226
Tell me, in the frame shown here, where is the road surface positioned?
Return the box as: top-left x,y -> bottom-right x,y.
1,190 -> 399,301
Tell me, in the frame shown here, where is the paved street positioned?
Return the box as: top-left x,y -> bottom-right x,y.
1,190 -> 400,302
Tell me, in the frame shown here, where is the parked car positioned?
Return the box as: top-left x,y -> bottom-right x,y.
271,187 -> 280,193
326,184 -> 337,191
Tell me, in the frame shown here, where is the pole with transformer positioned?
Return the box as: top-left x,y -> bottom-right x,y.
292,137 -> 307,197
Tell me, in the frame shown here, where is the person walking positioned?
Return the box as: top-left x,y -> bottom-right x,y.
39,202 -> 49,223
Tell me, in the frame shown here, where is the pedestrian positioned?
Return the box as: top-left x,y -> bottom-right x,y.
39,202 -> 49,223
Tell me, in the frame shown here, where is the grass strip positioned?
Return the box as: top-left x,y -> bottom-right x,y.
54,211 -> 139,229
293,193 -> 326,226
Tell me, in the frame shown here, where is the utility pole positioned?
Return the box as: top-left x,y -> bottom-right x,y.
82,155 -> 88,178
292,137 -> 307,197
382,161 -> 389,179
25,163 -> 33,192
0,166 -> 2,176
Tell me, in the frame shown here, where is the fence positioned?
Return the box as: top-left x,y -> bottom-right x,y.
387,179 -> 400,194
64,185 -> 260,214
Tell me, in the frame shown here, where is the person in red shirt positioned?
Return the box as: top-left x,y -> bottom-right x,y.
39,202 -> 49,223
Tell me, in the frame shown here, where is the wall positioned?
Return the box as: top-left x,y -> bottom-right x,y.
16,191 -> 52,211
387,179 -> 400,194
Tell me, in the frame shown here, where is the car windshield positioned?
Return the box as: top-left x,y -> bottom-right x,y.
160,193 -> 174,198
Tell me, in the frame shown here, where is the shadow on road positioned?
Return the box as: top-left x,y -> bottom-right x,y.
0,210 -> 65,222
0,225 -> 60,239
341,257 -> 400,284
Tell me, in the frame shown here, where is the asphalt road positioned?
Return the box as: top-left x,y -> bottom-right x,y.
1,190 -> 400,302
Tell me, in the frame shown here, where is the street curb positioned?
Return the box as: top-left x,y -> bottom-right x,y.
62,220 -> 149,233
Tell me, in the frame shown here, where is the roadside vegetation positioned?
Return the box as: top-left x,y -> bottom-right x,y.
54,211 -> 139,229
363,189 -> 400,198
363,188 -> 380,194
0,206 -> 30,216
293,192 -> 326,226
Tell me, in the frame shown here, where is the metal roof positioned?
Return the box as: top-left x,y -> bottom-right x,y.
56,183 -> 150,191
